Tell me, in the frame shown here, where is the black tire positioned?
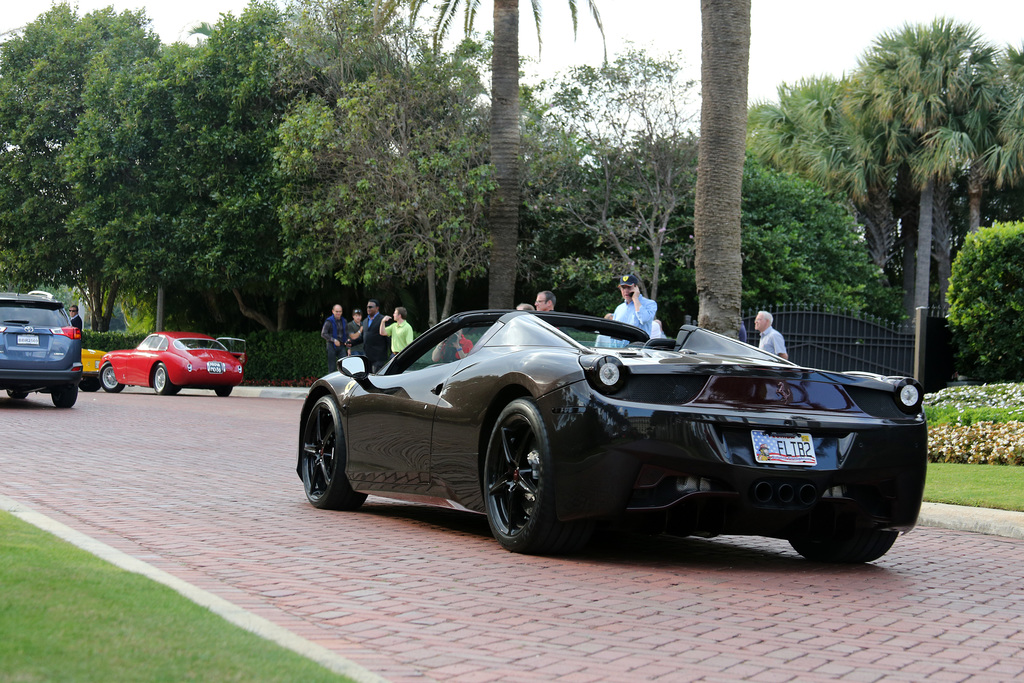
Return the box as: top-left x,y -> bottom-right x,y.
50,384 -> 78,408
100,364 -> 124,393
483,398 -> 594,554
214,386 -> 232,397
6,390 -> 29,400
79,377 -> 100,392
299,395 -> 367,510
789,529 -> 898,563
153,363 -> 177,396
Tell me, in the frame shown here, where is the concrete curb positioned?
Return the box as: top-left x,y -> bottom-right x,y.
0,494 -> 388,683
918,501 -> 1024,540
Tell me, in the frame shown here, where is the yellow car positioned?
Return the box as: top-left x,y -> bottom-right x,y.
80,348 -> 104,392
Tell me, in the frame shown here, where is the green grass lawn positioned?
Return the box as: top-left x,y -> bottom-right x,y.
0,512 -> 353,683
925,462 -> 1024,512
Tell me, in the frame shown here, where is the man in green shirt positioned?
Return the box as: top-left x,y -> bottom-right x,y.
380,306 -> 414,355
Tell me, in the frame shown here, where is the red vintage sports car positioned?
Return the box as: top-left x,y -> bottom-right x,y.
99,332 -> 246,397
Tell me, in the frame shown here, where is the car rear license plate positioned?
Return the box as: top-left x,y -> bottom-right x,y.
17,334 -> 39,346
207,362 -> 224,374
751,430 -> 816,466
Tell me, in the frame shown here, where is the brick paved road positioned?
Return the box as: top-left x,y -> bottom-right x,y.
3,391 -> 1024,682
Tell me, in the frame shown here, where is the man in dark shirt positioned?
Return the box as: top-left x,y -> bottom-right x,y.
353,299 -> 390,372
320,304 -> 347,374
68,305 -> 83,331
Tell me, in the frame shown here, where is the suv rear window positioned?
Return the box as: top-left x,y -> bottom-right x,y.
0,303 -> 69,327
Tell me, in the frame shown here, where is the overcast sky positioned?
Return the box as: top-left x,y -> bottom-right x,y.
6,0 -> 1024,105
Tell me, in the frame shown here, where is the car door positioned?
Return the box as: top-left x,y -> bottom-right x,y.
344,361 -> 455,489
126,335 -> 164,385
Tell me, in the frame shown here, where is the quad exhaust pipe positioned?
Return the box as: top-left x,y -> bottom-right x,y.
752,480 -> 817,508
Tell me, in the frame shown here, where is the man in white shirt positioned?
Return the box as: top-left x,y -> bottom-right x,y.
754,310 -> 788,360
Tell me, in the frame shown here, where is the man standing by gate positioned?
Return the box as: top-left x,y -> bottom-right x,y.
754,310 -> 788,360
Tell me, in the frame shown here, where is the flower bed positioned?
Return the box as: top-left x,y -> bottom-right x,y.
925,383 -> 1024,465
928,421 -> 1024,465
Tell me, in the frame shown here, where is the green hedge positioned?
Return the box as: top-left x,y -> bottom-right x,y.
82,331 -> 148,352
241,330 -> 324,384
82,329 -> 326,385
947,221 -> 1024,382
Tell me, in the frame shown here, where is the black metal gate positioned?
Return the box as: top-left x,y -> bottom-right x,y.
743,305 -> 916,377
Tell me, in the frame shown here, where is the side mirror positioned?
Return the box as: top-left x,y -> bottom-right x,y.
339,355 -> 371,381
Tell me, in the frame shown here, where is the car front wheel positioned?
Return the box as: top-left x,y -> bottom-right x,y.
299,395 -> 367,510
79,377 -> 100,392
153,363 -> 177,396
789,529 -> 898,563
50,384 -> 78,408
100,364 -> 124,393
6,390 -> 29,400
214,386 -> 232,397
483,398 -> 594,554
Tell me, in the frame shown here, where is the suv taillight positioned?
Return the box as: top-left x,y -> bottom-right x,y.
51,327 -> 82,340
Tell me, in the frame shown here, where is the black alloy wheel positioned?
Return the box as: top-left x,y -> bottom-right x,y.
299,395 -> 367,510
100,364 -> 124,393
483,398 -> 594,554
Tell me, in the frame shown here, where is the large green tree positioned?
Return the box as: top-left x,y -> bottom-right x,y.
167,2 -> 294,331
0,4 -> 159,330
406,0 -> 603,309
540,46 -> 698,301
276,15 -> 494,325
853,18 -> 1001,310
693,0 -> 750,335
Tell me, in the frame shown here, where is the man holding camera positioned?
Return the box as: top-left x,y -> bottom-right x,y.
612,274 -> 657,337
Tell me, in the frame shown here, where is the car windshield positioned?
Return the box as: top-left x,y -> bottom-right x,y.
174,338 -> 227,351
487,313 -> 646,351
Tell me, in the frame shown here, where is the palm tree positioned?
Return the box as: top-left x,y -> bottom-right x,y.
693,0 -> 750,335
749,76 -> 899,272
855,18 -> 1000,310
984,43 -> 1024,221
407,0 -> 603,308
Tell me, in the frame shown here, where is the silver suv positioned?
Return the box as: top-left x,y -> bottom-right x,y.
0,292 -> 83,408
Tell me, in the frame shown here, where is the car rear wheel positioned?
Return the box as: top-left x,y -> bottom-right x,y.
789,529 -> 898,563
100,364 -> 124,393
6,390 -> 29,399
50,383 -> 78,408
300,395 -> 367,510
153,363 -> 177,396
484,398 -> 594,554
79,377 -> 100,392
214,386 -> 232,397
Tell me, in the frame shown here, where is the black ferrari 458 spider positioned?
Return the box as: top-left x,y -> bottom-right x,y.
297,310 -> 927,563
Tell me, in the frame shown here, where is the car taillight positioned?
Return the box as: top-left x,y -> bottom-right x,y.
52,327 -> 82,340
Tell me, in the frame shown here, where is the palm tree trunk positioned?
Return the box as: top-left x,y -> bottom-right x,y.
487,0 -> 520,309
967,161 -> 984,232
914,177 -> 934,311
694,0 -> 750,335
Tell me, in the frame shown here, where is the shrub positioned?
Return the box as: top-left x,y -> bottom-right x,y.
946,221 -> 1024,382
240,329 -> 324,383
82,331 -> 148,352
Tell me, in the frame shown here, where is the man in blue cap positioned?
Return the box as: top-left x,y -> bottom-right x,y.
612,274 -> 657,336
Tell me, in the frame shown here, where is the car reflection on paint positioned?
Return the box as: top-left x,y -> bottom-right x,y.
296,310 -> 927,563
